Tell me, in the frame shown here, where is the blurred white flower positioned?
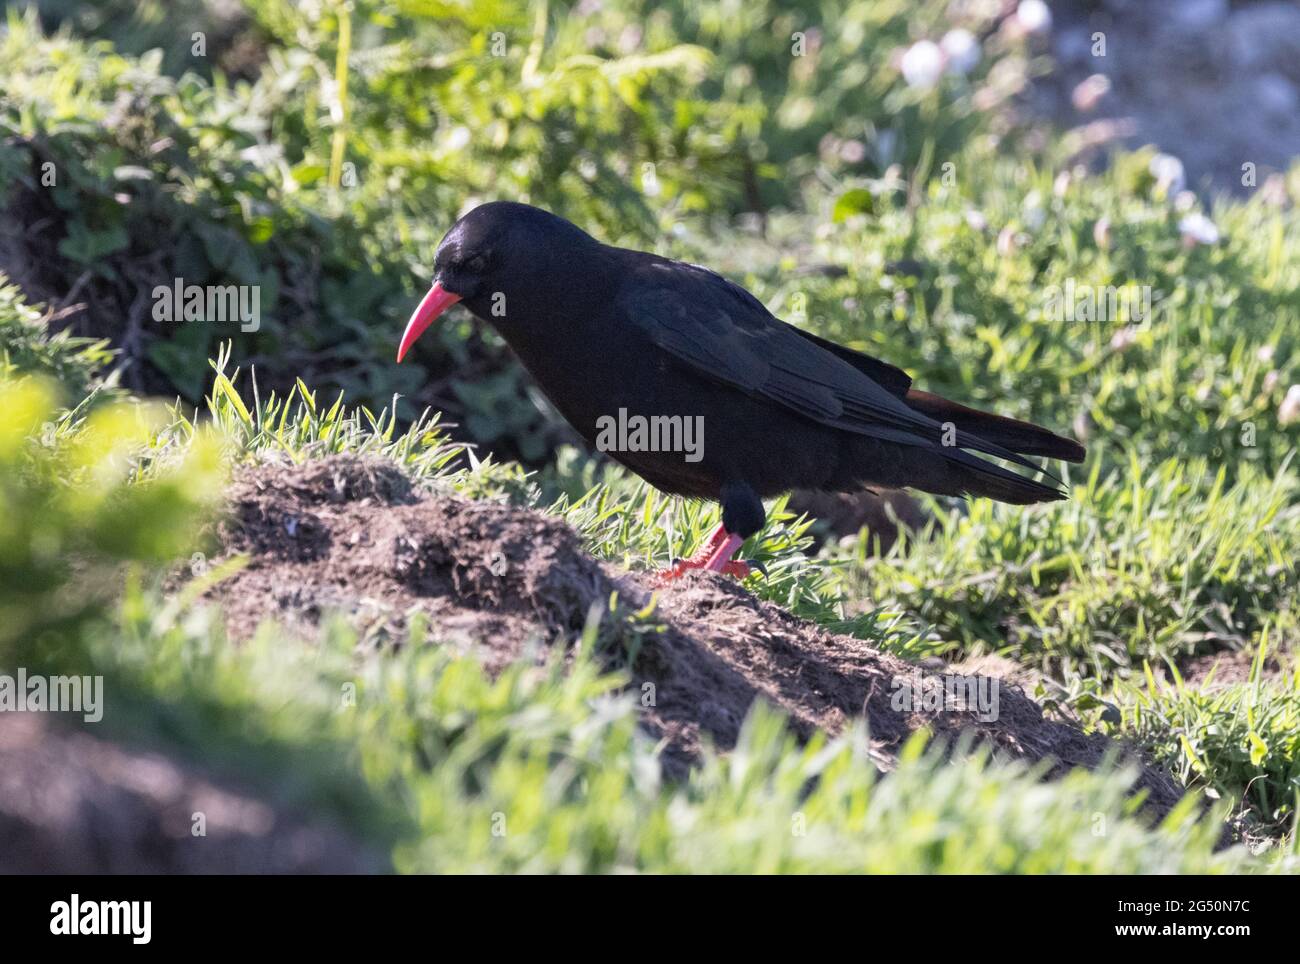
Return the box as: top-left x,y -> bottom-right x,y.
965,209 -> 989,232
1149,153 -> 1186,195
1093,217 -> 1111,250
941,29 -> 980,75
1280,385 -> 1300,425
618,24 -> 642,53
1073,409 -> 1093,443
443,126 -> 471,152
1179,212 -> 1220,246
1071,74 -> 1111,113
901,40 -> 944,90
1022,190 -> 1045,230
1016,0 -> 1053,35
1261,173 -> 1290,207
839,139 -> 867,163
1110,326 -> 1138,352
996,225 -> 1018,256
239,144 -> 283,166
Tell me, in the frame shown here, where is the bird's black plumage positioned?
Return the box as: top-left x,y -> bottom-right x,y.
407,201 -> 1085,542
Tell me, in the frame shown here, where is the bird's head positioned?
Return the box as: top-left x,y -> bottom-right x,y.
397,201 -> 599,362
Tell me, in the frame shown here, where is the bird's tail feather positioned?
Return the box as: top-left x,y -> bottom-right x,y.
938,445 -> 1068,505
905,389 -> 1086,463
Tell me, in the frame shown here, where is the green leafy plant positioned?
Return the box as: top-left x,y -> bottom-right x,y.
1116,635 -> 1300,840
0,374 -> 224,660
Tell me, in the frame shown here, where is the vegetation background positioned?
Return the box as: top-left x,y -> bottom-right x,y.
1,0 -> 1298,872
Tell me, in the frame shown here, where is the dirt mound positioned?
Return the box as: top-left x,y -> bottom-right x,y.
201,454 -> 1185,816
213,454 -> 606,668
0,713 -> 381,874
788,488 -> 928,551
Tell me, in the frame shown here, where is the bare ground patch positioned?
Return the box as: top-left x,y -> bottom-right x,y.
1178,647 -> 1291,688
788,488 -> 927,552
0,713 -> 382,874
197,454 -> 1185,817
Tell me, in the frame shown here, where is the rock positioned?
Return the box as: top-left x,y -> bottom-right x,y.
1228,3 -> 1300,76
1170,0 -> 1228,33
1253,73 -> 1298,121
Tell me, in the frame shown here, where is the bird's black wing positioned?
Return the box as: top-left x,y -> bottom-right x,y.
619,260 -> 1060,484
781,324 -> 913,399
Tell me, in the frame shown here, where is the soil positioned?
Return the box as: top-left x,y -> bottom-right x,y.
195,453 -> 1186,818
0,712 -> 382,874
1179,647 -> 1290,688
787,487 -> 928,550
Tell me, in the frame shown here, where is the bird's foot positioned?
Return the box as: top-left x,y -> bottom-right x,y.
654,557 -> 761,583
654,555 -> 708,583
717,558 -> 764,579
654,524 -> 763,584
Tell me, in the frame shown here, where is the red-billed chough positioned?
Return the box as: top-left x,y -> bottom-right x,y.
397,201 -> 1085,579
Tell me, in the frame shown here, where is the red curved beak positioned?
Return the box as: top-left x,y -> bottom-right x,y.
396,282 -> 462,363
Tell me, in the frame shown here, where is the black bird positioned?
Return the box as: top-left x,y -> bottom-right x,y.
398,202 -> 1085,579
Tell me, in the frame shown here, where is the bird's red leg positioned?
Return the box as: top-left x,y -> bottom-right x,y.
655,524 -> 726,582
656,524 -> 727,581
703,531 -> 751,578
655,524 -> 752,582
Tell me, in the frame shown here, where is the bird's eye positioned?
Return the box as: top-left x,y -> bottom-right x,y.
465,254 -> 488,273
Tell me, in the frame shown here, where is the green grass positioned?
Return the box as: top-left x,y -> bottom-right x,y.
0,310 -> 1292,867
5,0 -> 1300,869
0,280 -> 117,401
855,453 -> 1300,683
1112,636 -> 1300,841
6,158 -> 1300,862
72,584 -> 1282,874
